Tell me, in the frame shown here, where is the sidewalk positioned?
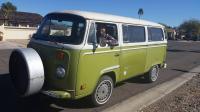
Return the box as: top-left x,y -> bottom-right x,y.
0,39 -> 28,74
0,49 -> 12,74
7,39 -> 29,47
102,66 -> 200,112
141,73 -> 200,112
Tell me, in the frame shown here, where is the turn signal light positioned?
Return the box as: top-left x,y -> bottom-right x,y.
80,84 -> 86,90
56,52 -> 65,60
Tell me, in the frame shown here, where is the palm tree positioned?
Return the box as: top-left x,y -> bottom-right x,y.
0,2 -> 17,25
138,8 -> 144,19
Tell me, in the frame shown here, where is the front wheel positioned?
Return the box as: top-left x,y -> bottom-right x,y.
145,65 -> 160,83
90,76 -> 113,106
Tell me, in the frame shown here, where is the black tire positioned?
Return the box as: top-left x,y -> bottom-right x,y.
145,65 -> 159,83
90,76 -> 113,106
9,50 -> 29,96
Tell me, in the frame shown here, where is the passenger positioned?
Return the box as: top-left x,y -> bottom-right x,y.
99,27 -> 118,47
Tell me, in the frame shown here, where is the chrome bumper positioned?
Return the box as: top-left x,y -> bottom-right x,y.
41,90 -> 71,99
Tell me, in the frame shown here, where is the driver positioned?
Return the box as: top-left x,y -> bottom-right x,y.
98,27 -> 118,47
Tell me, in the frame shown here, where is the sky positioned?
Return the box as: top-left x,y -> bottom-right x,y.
0,0 -> 200,27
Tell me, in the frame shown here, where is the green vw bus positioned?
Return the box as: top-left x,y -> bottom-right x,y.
9,10 -> 167,106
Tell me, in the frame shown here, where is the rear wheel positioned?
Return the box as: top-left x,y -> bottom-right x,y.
145,65 -> 159,83
90,76 -> 113,106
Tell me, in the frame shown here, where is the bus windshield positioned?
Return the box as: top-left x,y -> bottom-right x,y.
34,13 -> 86,45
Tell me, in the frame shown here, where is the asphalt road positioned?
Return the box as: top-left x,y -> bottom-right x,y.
0,41 -> 200,112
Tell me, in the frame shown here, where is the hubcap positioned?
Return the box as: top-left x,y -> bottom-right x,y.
95,80 -> 112,104
151,67 -> 158,81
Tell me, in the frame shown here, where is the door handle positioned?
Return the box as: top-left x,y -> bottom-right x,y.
114,53 -> 120,57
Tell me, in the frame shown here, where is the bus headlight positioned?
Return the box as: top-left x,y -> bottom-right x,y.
56,66 -> 66,78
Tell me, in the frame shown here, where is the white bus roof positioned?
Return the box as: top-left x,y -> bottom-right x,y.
51,10 -> 163,27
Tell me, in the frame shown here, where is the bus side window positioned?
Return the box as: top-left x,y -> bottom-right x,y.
122,25 -> 145,43
148,28 -> 164,41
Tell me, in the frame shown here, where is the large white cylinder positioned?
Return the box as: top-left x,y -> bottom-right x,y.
9,48 -> 44,97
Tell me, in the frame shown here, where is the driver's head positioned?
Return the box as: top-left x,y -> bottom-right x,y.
100,27 -> 106,36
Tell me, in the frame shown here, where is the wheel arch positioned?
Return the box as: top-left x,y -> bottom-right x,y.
101,71 -> 116,85
146,63 -> 161,72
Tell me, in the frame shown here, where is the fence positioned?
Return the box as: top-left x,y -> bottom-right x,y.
0,24 -> 38,41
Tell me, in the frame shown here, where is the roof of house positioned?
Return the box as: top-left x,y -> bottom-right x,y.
0,11 -> 43,26
50,10 -> 163,27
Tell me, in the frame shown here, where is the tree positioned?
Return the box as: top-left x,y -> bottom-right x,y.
0,2 -> 17,25
138,8 -> 144,19
179,19 -> 200,40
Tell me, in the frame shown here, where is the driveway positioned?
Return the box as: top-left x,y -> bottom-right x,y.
0,40 -> 29,74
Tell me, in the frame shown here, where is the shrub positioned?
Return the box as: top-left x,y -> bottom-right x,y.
179,19 -> 200,40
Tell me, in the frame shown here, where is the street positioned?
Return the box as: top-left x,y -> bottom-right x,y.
0,41 -> 200,112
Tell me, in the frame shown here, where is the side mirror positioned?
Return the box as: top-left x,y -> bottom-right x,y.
93,42 -> 98,49
90,36 -> 98,52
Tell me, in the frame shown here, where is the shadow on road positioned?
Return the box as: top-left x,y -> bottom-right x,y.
0,73 -> 104,112
0,73 -> 150,112
50,98 -> 95,109
0,74 -> 18,111
127,75 -> 150,84
171,69 -> 200,74
168,49 -> 200,53
0,74 -> 51,112
115,75 -> 150,87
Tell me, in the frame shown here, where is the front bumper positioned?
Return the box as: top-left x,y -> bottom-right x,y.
161,62 -> 167,68
163,63 -> 167,68
41,90 -> 71,99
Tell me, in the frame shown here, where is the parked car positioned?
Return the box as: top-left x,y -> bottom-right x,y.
9,10 -> 167,106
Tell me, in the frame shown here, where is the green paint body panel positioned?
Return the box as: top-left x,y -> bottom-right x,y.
28,41 -> 167,100
120,45 -> 147,80
76,47 -> 121,98
28,42 -> 80,99
146,44 -> 167,71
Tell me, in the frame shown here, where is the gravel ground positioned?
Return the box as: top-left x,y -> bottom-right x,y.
141,74 -> 200,112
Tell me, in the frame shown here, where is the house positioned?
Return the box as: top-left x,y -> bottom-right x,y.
166,28 -> 176,40
0,11 -> 43,27
0,11 -> 43,41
